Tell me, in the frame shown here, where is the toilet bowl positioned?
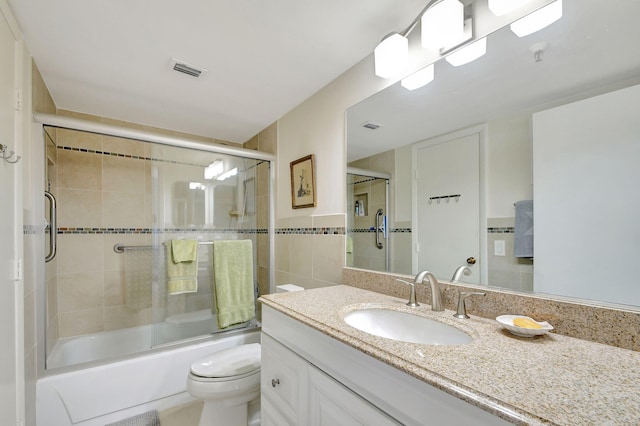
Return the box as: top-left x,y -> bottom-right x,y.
187,343 -> 261,426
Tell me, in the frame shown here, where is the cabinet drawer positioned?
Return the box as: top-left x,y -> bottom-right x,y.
261,333 -> 308,423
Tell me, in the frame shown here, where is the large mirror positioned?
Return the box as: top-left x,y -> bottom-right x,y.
346,0 -> 640,309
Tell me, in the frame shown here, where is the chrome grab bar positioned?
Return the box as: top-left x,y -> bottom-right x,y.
375,208 -> 385,249
113,240 -> 215,253
44,191 -> 57,262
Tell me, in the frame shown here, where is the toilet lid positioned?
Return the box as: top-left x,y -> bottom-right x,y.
190,343 -> 261,378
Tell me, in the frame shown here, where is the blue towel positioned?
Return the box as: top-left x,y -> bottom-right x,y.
514,200 -> 534,258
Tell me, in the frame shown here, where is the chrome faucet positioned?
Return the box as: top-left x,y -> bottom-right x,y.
414,271 -> 444,311
453,290 -> 486,319
451,265 -> 471,283
396,279 -> 419,307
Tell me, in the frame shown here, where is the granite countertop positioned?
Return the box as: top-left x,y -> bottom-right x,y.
259,285 -> 640,426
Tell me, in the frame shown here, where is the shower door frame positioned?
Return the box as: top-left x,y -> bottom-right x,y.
32,113 -> 276,377
347,167 -> 390,272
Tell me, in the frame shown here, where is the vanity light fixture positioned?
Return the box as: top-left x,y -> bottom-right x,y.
374,0 -> 467,79
216,167 -> 238,181
421,0 -> 465,51
445,37 -> 487,66
487,0 -> 532,16
510,0 -> 562,37
401,64 -> 435,90
189,182 -> 206,190
374,33 -> 409,78
204,160 -> 224,179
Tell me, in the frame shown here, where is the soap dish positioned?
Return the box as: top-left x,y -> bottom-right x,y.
496,315 -> 553,338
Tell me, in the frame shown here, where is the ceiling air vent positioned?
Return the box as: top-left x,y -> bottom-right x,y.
362,121 -> 381,130
170,58 -> 208,78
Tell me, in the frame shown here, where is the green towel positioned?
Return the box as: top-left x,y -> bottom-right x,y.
166,240 -> 198,295
171,239 -> 198,263
346,236 -> 354,267
214,239 -> 255,329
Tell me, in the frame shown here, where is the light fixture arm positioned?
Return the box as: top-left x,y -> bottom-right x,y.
398,0 -> 441,38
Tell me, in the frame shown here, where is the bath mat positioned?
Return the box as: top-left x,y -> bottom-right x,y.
105,409 -> 161,426
124,248 -> 154,309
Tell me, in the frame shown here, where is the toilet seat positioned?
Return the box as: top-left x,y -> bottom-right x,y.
189,343 -> 261,379
189,369 -> 259,383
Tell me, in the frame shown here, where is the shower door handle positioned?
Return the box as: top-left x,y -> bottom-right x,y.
375,209 -> 385,249
45,191 -> 57,262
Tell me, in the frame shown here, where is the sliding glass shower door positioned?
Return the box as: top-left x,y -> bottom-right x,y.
42,124 -> 270,369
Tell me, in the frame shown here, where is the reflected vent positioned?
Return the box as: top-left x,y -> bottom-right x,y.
170,58 -> 208,78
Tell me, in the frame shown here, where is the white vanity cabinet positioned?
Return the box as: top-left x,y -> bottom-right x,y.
261,305 -> 510,426
261,333 -> 399,425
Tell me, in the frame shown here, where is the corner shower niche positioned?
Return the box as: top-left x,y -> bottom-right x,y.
41,122 -> 272,370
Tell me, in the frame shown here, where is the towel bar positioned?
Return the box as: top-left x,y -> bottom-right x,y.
114,241 -> 215,254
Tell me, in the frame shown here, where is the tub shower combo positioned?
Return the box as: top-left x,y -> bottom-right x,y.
34,114 -> 274,425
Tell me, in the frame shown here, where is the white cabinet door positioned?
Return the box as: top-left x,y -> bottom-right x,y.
260,334 -> 308,424
261,395 -> 295,426
308,367 -> 400,426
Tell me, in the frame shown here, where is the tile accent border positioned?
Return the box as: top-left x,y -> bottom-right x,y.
58,145 -> 206,167
276,227 -> 345,235
348,228 -> 412,233
57,227 -> 268,235
342,267 -> 640,352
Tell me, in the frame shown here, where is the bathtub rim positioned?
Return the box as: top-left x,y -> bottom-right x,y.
40,321 -> 261,378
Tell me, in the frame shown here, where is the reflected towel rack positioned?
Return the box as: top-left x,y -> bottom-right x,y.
113,241 -> 214,254
428,194 -> 461,204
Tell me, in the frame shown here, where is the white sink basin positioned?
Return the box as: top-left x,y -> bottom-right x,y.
344,309 -> 472,345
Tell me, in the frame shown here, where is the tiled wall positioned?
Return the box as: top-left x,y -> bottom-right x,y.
487,217 -> 533,291
53,128 -> 154,337
243,122 -> 276,300
347,174 -> 387,271
50,127 -> 270,338
274,214 -> 346,289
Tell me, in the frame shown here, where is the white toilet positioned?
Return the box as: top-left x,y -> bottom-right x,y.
187,343 -> 261,426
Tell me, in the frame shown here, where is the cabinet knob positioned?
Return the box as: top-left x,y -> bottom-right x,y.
271,378 -> 280,388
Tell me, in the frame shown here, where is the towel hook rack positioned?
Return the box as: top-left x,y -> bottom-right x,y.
428,194 -> 461,205
0,143 -> 21,164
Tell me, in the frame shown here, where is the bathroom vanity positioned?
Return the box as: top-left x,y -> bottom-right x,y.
259,285 -> 640,425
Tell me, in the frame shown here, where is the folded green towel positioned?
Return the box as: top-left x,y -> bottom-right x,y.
171,239 -> 198,263
214,240 -> 255,329
166,241 -> 198,295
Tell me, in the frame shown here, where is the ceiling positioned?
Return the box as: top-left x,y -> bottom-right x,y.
8,0 -> 426,143
346,0 -> 640,162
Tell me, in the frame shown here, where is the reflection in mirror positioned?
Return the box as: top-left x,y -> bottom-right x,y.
346,0 -> 640,309
346,167 -> 391,272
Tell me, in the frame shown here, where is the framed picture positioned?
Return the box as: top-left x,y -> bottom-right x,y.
290,154 -> 316,209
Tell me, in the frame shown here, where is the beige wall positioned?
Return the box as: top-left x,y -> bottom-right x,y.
274,57 -> 392,289
357,114 -> 534,287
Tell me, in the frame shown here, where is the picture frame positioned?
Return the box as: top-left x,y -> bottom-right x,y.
290,154 -> 316,209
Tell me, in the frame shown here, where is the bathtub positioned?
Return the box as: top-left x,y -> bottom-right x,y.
37,326 -> 261,426
46,310 -> 248,369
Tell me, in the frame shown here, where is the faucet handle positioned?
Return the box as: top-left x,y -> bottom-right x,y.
396,279 -> 419,307
453,291 -> 486,319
